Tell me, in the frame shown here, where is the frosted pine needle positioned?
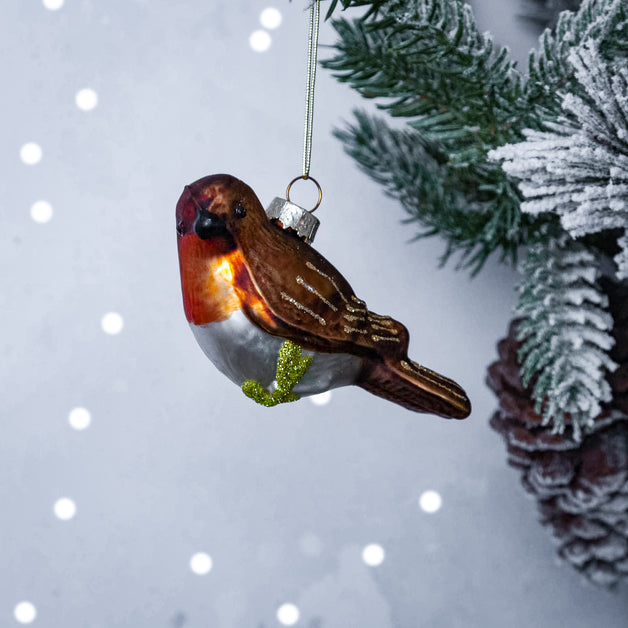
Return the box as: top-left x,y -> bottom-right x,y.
490,40 -> 628,279
516,236 -> 618,440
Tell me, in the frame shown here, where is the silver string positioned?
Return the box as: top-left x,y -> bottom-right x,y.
303,0 -> 320,178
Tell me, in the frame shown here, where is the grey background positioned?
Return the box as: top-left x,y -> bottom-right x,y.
1,1 -> 626,626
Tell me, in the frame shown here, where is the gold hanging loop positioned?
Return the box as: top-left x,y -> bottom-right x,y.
286,175 -> 322,213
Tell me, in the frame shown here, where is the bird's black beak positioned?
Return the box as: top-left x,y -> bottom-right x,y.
194,209 -> 228,239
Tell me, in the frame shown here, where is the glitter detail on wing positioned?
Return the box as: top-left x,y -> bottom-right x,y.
343,313 -> 367,323
344,325 -> 368,334
305,261 -> 350,304
372,334 -> 401,343
368,313 -> 395,326
296,275 -> 338,311
371,323 -> 399,334
281,291 -> 326,326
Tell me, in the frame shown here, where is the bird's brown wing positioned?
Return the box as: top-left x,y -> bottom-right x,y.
238,228 -> 471,418
235,220 -> 471,419
236,224 -> 408,358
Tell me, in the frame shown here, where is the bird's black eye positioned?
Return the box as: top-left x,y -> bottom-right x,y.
176,220 -> 185,236
234,203 -> 247,219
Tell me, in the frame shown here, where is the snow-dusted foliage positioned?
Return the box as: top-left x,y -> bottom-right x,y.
490,40 -> 628,279
516,235 -> 618,439
327,0 -> 628,437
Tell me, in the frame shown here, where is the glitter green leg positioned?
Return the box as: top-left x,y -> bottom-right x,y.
242,339 -> 313,407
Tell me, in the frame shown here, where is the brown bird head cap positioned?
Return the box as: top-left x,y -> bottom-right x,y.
177,173 -> 273,246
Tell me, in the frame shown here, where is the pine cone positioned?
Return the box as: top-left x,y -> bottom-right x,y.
488,278 -> 628,587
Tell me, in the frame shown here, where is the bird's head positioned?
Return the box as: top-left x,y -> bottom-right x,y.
176,173 -> 267,246
176,174 -> 274,325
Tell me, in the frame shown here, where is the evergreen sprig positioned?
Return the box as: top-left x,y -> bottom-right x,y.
323,0 -> 627,272
516,235 -> 618,440
323,0 -> 539,271
325,0 -> 532,154
334,109 -> 536,270
492,40 -> 628,279
324,0 -> 628,434
526,0 -> 627,119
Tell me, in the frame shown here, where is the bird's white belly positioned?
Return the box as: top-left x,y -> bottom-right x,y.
190,309 -> 363,396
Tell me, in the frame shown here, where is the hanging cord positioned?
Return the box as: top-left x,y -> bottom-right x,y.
303,0 -> 320,179
284,0 -> 322,212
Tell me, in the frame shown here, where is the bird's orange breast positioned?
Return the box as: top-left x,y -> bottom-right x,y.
177,234 -> 276,328
178,235 -> 240,324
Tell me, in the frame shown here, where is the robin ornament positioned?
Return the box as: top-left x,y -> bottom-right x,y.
175,173 -> 471,419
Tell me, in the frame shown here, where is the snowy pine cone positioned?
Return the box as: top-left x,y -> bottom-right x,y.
487,278 -> 628,587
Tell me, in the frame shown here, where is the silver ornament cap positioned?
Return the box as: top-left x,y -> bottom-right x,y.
266,197 -> 320,244
265,175 -> 322,244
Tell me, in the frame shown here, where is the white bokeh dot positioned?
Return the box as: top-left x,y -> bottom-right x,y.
260,7 -> 282,29
189,552 -> 213,575
54,497 -> 76,521
30,201 -> 53,224
276,603 -> 300,626
20,143 -> 42,165
43,0 -> 65,9
310,391 -> 332,406
101,312 -> 124,335
362,543 -> 385,567
14,601 -> 37,624
75,88 -> 98,111
419,490 -> 443,514
68,407 -> 91,430
249,30 -> 272,52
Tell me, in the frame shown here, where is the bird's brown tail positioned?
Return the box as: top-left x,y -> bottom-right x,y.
357,357 -> 471,419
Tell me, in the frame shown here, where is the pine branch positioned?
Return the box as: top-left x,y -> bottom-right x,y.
526,0 -> 627,119
516,235 -> 618,440
492,40 -> 628,279
322,1 -> 628,434
323,0 -> 628,273
324,0 -> 532,156
335,109 -> 538,271
322,0 -> 549,271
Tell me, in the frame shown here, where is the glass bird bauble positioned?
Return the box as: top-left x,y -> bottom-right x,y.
176,173 -> 471,419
